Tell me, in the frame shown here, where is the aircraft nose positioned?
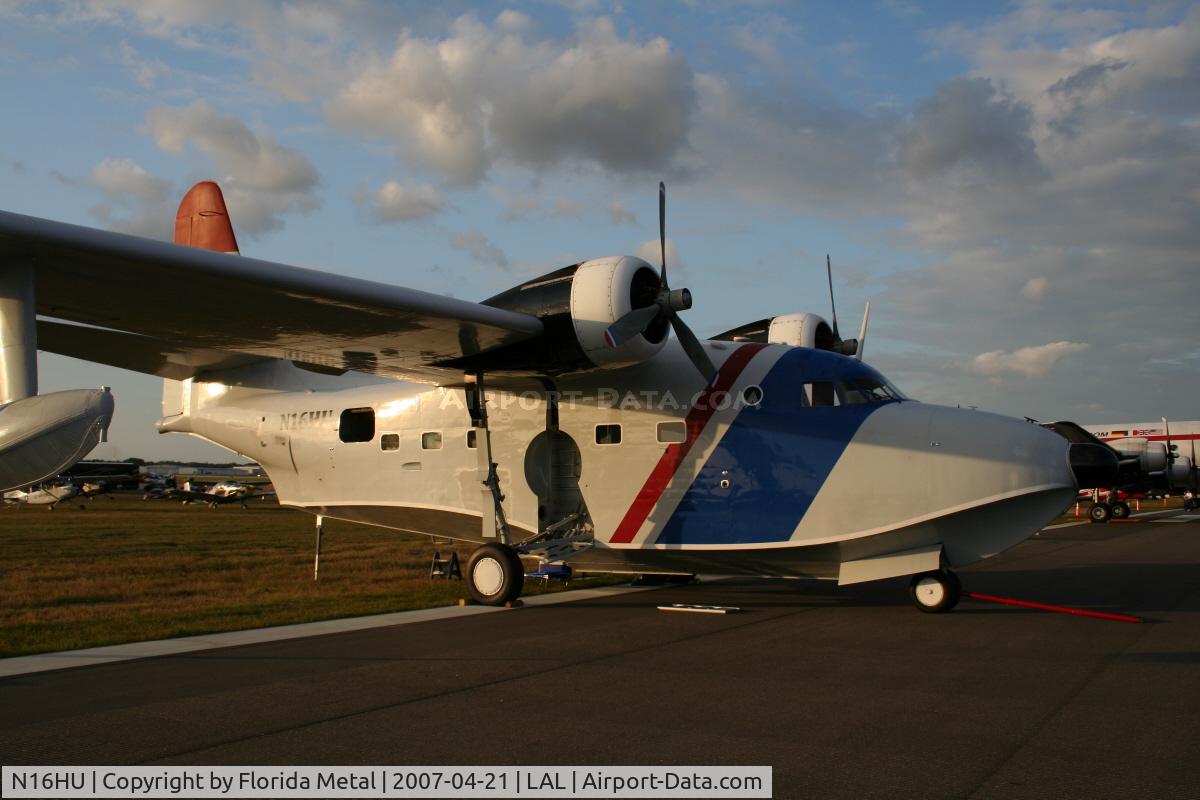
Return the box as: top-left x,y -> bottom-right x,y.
923,404 -> 1077,498
795,402 -> 1077,566
1067,442 -> 1120,490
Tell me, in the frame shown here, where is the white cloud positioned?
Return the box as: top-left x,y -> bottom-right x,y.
116,40 -> 167,88
608,201 -> 636,225
87,158 -> 172,239
325,14 -> 694,186
91,157 -> 169,203
1021,276 -> 1048,300
359,181 -> 442,223
553,197 -> 582,218
968,341 -> 1090,379
450,230 -> 509,270
145,101 -> 318,234
898,77 -> 1046,184
636,237 -> 678,269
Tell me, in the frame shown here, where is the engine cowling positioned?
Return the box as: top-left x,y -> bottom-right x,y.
1108,438 -> 1168,473
712,312 -> 847,352
765,313 -> 838,350
569,257 -> 669,368
472,256 -> 669,373
1168,456 -> 1193,487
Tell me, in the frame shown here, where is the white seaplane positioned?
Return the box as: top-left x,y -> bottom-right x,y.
0,182 -> 1114,611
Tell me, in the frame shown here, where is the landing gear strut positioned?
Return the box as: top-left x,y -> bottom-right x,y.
465,543 -> 524,606
909,570 -> 961,613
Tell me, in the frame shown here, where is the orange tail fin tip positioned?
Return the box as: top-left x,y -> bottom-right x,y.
174,181 -> 239,254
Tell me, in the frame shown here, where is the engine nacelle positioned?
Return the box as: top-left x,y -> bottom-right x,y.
713,311 -> 860,354
764,313 -> 839,350
1168,456 -> 1193,486
569,257 -> 668,369
476,256 -> 669,373
1108,438 -> 1168,473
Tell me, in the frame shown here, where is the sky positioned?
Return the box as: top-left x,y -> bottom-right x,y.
1,0 -> 1197,461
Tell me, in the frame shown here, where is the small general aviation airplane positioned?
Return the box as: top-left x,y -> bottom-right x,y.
170,479 -> 275,508
0,181 -> 1115,611
3,482 -> 80,508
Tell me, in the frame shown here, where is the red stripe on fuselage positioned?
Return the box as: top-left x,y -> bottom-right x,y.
1100,433 -> 1200,442
608,343 -> 768,545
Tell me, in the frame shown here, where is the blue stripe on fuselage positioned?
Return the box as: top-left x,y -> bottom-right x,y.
652,348 -> 886,546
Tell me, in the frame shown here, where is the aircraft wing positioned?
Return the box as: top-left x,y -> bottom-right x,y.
0,210 -> 543,383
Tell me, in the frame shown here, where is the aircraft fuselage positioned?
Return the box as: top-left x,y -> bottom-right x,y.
159,341 -> 1077,582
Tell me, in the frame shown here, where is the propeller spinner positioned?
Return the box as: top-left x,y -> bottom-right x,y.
605,183 -> 718,384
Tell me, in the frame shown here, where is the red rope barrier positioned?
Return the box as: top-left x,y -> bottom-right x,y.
964,592 -> 1143,623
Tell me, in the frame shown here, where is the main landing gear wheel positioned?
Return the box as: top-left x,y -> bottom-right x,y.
909,570 -> 961,613
1089,503 -> 1112,523
465,543 -> 524,606
1109,500 -> 1131,519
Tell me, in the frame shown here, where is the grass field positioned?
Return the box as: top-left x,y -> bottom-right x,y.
0,494 -> 623,658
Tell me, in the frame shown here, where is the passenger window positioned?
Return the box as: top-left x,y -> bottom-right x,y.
466,430 -> 477,449
657,421 -> 686,443
595,424 -> 622,445
380,433 -> 400,451
422,432 -> 442,450
339,408 -> 375,442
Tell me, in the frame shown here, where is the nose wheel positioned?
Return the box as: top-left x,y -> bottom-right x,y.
909,570 -> 961,613
466,543 -> 525,606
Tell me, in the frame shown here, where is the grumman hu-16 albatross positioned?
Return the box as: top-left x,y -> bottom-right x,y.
0,182 -> 1115,612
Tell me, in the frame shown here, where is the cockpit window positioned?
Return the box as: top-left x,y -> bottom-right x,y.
803,377 -> 906,407
853,376 -> 907,402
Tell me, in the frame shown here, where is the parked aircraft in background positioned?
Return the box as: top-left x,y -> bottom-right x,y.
3,482 -> 80,508
0,181 -> 1113,612
169,480 -> 275,508
1046,419 -> 1198,520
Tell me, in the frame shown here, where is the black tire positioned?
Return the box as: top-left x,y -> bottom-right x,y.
1089,503 -> 1112,523
1110,500 -> 1131,519
666,574 -> 698,585
909,570 -> 961,613
465,543 -> 524,606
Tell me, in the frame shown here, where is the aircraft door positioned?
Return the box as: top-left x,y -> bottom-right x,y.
524,430 -> 585,531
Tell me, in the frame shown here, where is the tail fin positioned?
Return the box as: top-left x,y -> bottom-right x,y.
174,181 -> 239,254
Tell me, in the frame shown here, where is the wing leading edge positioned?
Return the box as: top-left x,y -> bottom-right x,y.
0,209 -> 543,383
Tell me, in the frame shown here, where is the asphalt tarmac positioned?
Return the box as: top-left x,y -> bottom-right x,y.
2,515 -> 1198,798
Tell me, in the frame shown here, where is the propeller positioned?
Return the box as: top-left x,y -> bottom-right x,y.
1164,416 -> 1177,491
605,183 -> 718,384
825,255 -> 868,358
855,301 -> 871,361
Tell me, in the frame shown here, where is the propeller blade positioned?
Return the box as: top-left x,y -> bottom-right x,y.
670,314 -> 718,385
604,304 -> 663,348
659,181 -> 668,287
855,301 -> 871,360
826,254 -> 840,340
